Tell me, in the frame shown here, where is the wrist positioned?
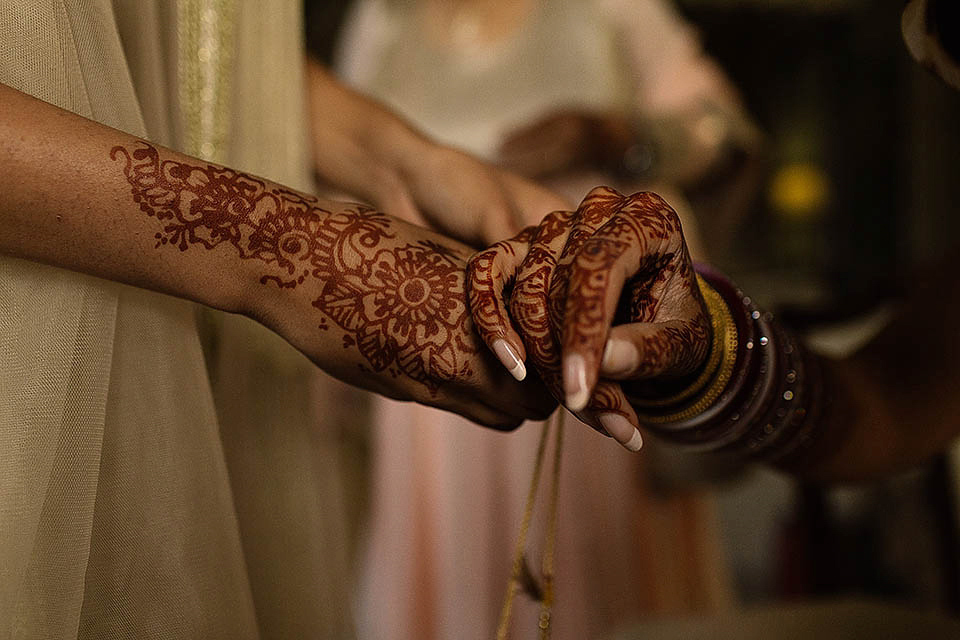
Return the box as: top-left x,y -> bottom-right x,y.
628,274 -> 738,424
631,265 -> 827,462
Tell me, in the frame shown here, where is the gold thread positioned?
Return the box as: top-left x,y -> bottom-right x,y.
538,412 -> 563,640
496,412 -> 564,639
635,279 -> 739,424
496,415 -> 552,639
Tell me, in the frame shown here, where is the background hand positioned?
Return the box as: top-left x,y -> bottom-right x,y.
497,110 -> 634,179
306,60 -> 569,248
398,145 -> 571,245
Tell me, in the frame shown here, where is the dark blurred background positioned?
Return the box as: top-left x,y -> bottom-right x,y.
673,0 -> 960,614
679,0 -> 960,322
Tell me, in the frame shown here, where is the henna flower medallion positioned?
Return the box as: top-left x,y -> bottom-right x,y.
365,245 -> 465,351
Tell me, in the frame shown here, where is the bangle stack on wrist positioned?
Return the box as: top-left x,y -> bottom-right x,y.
631,275 -> 738,423
629,266 -> 825,461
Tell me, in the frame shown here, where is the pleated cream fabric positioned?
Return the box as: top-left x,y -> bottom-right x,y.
1,1 -> 358,637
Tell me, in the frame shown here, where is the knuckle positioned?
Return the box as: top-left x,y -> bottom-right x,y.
508,289 -> 549,329
658,205 -> 681,229
583,185 -> 621,202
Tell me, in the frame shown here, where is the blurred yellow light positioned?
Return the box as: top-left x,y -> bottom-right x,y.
769,162 -> 830,220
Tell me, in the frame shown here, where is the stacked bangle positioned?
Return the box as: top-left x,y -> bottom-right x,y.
632,275 -> 738,422
629,265 -> 825,461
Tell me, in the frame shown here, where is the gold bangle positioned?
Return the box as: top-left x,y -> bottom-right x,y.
631,275 -> 725,409
635,277 -> 738,424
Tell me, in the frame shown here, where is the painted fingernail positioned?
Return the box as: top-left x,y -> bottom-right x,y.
564,354 -> 589,411
493,339 -> 526,381
601,339 -> 638,376
599,413 -> 643,452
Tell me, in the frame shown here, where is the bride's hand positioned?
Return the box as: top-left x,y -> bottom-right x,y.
111,140 -> 554,429
467,186 -> 710,449
256,203 -> 557,429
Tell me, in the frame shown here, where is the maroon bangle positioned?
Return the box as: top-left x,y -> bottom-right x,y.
762,343 -> 827,463
634,265 -> 825,463
722,316 -> 802,456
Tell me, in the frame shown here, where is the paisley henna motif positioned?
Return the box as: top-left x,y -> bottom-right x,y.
113,141 -> 476,393
563,237 -> 631,350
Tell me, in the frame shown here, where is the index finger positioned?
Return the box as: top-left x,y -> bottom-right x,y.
559,193 -> 697,410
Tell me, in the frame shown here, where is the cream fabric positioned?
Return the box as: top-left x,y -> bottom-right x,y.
0,1 -> 257,636
1,1 -> 356,637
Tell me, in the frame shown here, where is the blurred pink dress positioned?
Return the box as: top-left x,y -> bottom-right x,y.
336,1 -> 736,637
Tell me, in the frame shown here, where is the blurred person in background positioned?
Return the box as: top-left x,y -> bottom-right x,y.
330,1 -> 761,638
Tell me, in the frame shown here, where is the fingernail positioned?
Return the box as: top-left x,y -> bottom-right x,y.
564,354 -> 589,411
493,339 -> 526,381
599,413 -> 643,452
601,339 -> 638,376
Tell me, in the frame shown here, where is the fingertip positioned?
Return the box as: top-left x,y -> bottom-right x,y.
564,353 -> 589,411
492,338 -> 527,381
624,428 -> 644,452
598,413 -> 643,452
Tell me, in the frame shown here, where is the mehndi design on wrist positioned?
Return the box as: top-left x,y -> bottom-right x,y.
112,141 -> 477,393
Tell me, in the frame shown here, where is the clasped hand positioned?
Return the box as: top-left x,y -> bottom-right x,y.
468,186 -> 711,450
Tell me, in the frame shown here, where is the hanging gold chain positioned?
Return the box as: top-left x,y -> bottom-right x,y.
496,411 -> 565,639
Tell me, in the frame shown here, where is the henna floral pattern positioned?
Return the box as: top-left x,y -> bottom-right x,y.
113,141 -> 475,393
314,241 -> 473,390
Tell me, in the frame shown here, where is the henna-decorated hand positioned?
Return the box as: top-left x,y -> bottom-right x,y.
467,187 -> 710,450
112,142 -> 555,428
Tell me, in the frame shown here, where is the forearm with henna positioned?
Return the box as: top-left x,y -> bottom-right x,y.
0,83 -> 551,425
110,142 -> 466,391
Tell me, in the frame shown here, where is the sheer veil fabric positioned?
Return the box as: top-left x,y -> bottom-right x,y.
1,1 -> 357,637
